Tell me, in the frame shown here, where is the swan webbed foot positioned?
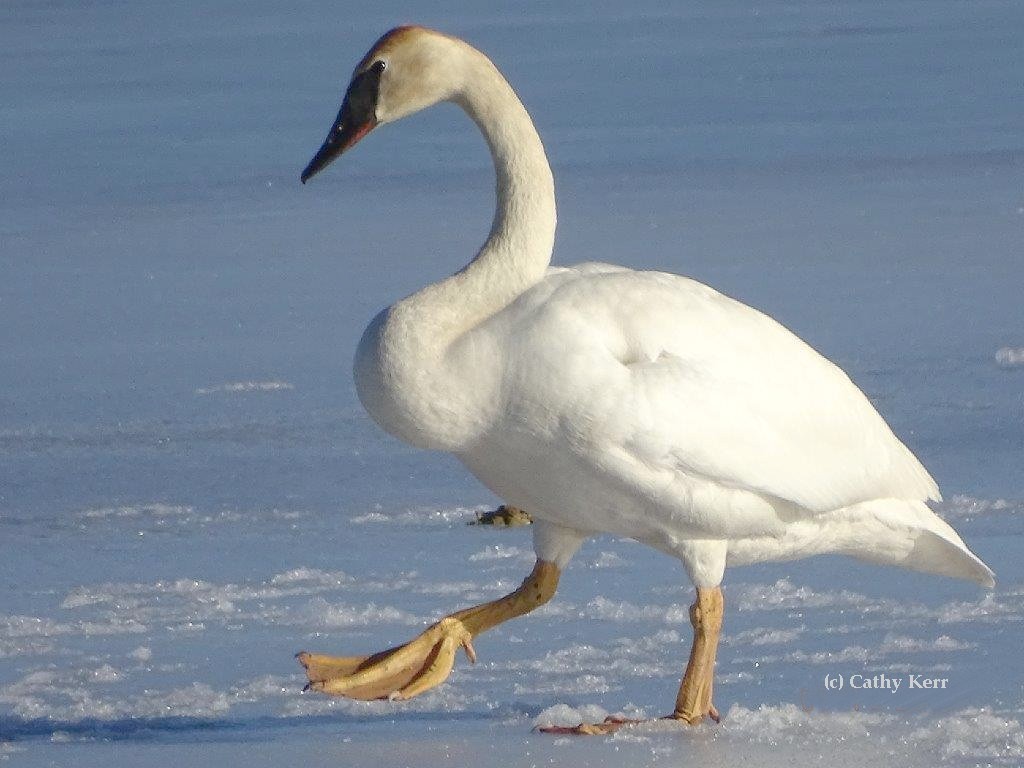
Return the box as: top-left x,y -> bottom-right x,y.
298,560 -> 560,701
297,616 -> 476,701
536,707 -> 721,736
469,505 -> 533,526
538,585 -> 724,736
537,715 -> 636,736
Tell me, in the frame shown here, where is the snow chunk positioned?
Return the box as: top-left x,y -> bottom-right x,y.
348,511 -> 389,524
0,742 -> 26,757
137,682 -> 233,719
731,578 -> 878,612
995,347 -> 1024,369
729,626 -> 805,646
269,568 -> 354,587
468,545 -> 532,562
90,664 -> 121,683
0,669 -> 230,721
297,597 -> 420,627
737,632 -> 973,667
73,502 -> 272,530
584,596 -> 690,624
878,634 -> 972,653
350,505 -> 485,526
501,630 -> 681,679
785,645 -> 874,664
726,702 -> 892,740
930,593 -> 1021,624
0,613 -> 147,639
939,494 -> 1017,520
533,703 -> 613,729
513,674 -> 611,696
912,708 -> 1024,762
230,674 -> 292,702
79,503 -> 192,520
194,380 -> 294,395
0,636 -> 56,658
283,684 -> 481,718
582,551 -> 628,569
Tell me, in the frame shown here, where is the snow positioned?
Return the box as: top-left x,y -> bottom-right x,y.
534,703 -> 619,729
2,0 -> 1023,766
350,506 -> 487,526
128,647 -> 152,663
916,709 -> 1024,763
194,381 -> 296,395
939,494 -> 1017,520
995,348 -> 1024,369
468,545 -> 535,563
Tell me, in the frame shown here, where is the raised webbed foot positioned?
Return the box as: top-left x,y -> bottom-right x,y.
297,616 -> 476,701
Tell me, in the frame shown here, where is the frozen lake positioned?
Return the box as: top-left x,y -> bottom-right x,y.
2,1 -> 1022,765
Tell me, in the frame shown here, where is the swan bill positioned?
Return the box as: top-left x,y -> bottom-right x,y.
300,115 -> 375,183
301,60 -> 385,183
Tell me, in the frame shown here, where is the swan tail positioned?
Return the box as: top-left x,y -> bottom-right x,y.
847,499 -> 995,588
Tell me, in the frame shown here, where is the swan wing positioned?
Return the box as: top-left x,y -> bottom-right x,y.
506,268 -> 940,518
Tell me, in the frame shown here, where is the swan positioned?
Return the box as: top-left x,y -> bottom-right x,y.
296,26 -> 994,733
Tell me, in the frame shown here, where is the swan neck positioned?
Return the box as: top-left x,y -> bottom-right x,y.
449,49 -> 556,304
356,45 -> 556,451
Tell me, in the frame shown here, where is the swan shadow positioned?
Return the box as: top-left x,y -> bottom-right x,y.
0,709 -> 489,744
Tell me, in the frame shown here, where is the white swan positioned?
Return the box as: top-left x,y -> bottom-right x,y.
297,26 -> 994,733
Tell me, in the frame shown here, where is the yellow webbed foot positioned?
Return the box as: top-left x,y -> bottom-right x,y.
297,560 -> 559,702
469,505 -> 533,526
297,616 -> 476,701
538,715 -> 641,736
537,708 -> 720,736
672,701 -> 720,725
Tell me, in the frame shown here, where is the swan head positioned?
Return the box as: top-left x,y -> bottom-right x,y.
301,26 -> 463,183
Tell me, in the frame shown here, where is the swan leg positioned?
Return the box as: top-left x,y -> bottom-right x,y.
539,586 -> 724,735
298,559 -> 560,700
672,585 -> 724,724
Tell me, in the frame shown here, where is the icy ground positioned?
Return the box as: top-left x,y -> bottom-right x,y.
2,0 -> 1023,766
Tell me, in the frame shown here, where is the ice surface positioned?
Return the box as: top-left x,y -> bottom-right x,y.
2,0 -> 1023,766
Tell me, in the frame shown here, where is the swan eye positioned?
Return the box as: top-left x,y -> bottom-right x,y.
372,60 -> 386,73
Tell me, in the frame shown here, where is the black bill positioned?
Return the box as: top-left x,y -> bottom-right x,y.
301,60 -> 386,184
